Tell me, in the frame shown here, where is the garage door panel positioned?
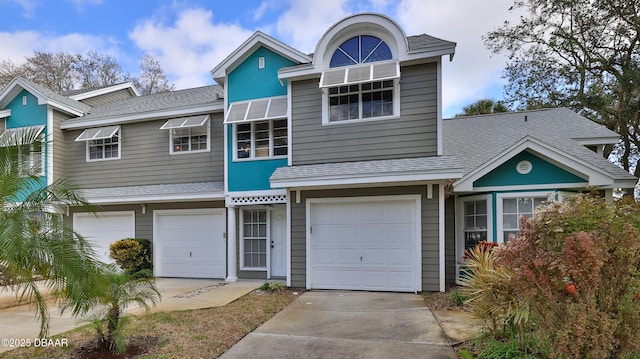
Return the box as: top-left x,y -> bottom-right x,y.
155,209 -> 226,279
74,212 -> 135,264
310,198 -> 419,292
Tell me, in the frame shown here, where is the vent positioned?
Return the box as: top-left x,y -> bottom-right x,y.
228,194 -> 287,205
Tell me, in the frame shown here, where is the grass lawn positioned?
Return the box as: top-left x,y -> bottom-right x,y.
0,289 -> 298,359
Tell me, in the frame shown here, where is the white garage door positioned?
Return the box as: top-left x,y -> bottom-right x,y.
73,211 -> 136,264
308,196 -> 420,292
154,209 -> 226,279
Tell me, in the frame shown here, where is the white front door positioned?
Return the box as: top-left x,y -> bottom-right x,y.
270,209 -> 286,277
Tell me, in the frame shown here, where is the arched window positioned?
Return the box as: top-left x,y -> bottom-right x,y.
330,35 -> 392,67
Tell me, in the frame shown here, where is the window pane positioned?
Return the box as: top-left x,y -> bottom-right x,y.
504,214 -> 518,230
503,198 -> 517,213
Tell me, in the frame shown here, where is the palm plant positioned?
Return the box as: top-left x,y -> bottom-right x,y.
0,127 -> 103,338
82,263 -> 160,353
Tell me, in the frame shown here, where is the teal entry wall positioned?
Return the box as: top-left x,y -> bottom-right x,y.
6,90 -> 47,128
474,151 -> 585,188
227,129 -> 287,191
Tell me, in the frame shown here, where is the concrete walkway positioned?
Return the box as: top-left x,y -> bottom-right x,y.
221,291 -> 483,359
0,278 -> 263,354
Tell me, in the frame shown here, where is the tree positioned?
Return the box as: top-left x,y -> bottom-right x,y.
80,264 -> 160,353
21,51 -> 78,92
485,0 -> 640,175
456,98 -> 509,116
0,128 -> 104,338
135,54 -> 175,95
74,50 -> 131,89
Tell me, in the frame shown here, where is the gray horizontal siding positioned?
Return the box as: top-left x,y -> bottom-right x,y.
289,185 -> 442,291
445,196 -> 456,285
52,110 -> 73,183
291,63 -> 439,165
63,112 -> 224,188
78,89 -> 136,107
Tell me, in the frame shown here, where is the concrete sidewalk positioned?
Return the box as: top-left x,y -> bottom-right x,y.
0,278 -> 263,354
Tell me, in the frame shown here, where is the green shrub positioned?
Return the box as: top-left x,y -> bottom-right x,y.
447,288 -> 467,306
109,238 -> 152,276
259,281 -> 285,292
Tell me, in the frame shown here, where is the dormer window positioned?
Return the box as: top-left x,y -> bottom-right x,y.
321,35 -> 400,125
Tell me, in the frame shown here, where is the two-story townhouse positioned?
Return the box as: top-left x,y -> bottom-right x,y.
267,13 -> 464,292
60,86 -> 229,279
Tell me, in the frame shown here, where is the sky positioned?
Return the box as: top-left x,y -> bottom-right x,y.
0,0 -> 522,118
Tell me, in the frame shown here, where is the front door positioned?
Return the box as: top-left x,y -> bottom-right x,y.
270,209 -> 286,277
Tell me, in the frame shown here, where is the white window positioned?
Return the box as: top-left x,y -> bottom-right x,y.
18,138 -> 44,176
320,35 -> 399,125
235,119 -> 287,160
0,125 -> 45,176
160,115 -> 210,154
241,209 -> 267,269
497,193 -> 549,243
456,195 -> 492,263
75,125 -> 120,162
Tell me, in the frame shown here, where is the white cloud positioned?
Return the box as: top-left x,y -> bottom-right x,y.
129,7 -> 253,89
0,30 -> 119,64
396,0 -> 520,116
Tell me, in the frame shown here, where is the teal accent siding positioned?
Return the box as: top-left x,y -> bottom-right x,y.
3,90 -> 49,195
227,46 -> 295,103
474,151 -> 585,188
227,127 -> 287,191
6,90 -> 47,128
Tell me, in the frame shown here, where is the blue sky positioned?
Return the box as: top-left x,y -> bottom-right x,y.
0,0 -> 520,117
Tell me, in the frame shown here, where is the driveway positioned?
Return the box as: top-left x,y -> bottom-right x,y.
221,291 -> 460,359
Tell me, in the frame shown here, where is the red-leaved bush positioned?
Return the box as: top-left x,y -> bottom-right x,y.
495,195 -> 640,358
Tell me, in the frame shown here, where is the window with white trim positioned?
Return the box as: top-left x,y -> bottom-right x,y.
236,119 -> 287,159
321,35 -> 399,124
500,196 -> 547,242
75,125 -> 120,161
159,115 -> 210,154
0,126 -> 45,175
242,209 -> 267,269
463,199 -> 488,250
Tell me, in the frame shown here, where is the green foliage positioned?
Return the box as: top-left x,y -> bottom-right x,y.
0,129 -> 103,338
447,289 -> 467,306
474,332 -> 540,359
259,281 -> 285,292
109,238 -> 152,277
457,98 -> 510,116
78,264 -> 160,353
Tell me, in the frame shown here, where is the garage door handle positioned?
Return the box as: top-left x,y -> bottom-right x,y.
190,251 -> 192,258
360,256 -> 363,261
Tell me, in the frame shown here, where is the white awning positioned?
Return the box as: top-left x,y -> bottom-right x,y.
159,115 -> 209,130
224,96 -> 288,124
0,125 -> 45,147
319,61 -> 400,88
74,125 -> 119,142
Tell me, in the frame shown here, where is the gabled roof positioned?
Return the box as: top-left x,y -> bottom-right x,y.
64,81 -> 140,100
443,107 -> 637,190
210,30 -> 312,85
61,85 -> 224,129
0,77 -> 92,116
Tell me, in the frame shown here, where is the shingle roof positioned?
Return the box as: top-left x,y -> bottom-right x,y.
443,107 -> 636,181
270,156 -> 463,184
16,77 -> 92,113
407,34 -> 456,52
81,182 -> 224,203
69,85 -> 223,122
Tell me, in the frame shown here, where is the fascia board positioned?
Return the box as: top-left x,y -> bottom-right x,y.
60,103 -> 224,129
69,82 -> 140,100
211,31 -> 311,81
573,136 -> 620,145
86,192 -> 226,205
453,137 -> 621,192
270,169 -> 463,189
0,109 -> 11,118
